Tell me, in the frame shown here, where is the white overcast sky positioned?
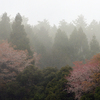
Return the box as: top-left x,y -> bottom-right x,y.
0,0 -> 100,26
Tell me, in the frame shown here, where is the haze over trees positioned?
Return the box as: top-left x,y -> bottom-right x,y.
0,12 -> 100,100
0,12 -> 99,68
9,13 -> 32,55
0,13 -> 11,40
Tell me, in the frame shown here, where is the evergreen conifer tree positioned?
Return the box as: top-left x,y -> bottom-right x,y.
69,28 -> 79,61
9,13 -> 32,55
0,13 -> 11,40
52,29 -> 70,68
90,35 -> 100,56
78,27 -> 89,60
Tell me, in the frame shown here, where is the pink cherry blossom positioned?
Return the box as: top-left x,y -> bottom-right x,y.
66,55 -> 100,99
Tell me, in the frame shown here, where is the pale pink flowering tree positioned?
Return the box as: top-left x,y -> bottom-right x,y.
66,59 -> 100,99
0,41 -> 40,81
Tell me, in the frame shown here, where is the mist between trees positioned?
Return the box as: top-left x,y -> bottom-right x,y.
0,12 -> 99,68
0,12 -> 100,100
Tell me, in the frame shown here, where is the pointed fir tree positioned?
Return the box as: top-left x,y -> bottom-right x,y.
90,35 -> 100,56
35,26 -> 52,52
0,13 -> 11,40
73,15 -> 87,32
53,29 -> 69,54
33,27 -> 52,68
69,28 -> 79,61
52,29 -> 70,68
9,13 -> 32,55
78,27 -> 89,60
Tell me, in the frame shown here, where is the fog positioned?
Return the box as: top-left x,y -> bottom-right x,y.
0,1 -> 100,100
1,0 -> 100,26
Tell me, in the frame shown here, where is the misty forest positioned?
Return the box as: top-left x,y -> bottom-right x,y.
0,12 -> 100,100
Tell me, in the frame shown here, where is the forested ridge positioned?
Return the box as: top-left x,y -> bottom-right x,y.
0,12 -> 100,100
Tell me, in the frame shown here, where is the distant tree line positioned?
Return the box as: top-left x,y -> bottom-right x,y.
0,12 -> 100,68
0,12 -> 100,100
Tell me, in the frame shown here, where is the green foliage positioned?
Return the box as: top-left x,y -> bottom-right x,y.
0,65 -> 74,100
6,82 -> 28,100
94,87 -> 100,99
81,87 -> 100,100
80,93 -> 94,100
45,65 -> 74,100
16,65 -> 43,86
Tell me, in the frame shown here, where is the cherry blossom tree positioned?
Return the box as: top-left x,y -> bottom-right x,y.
66,54 -> 100,99
0,41 -> 39,81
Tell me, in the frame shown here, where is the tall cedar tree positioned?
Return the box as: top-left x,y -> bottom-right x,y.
77,27 -> 89,60
90,35 -> 100,56
9,13 -> 32,55
33,27 -> 52,68
35,26 -> 52,52
69,28 -> 79,62
73,15 -> 87,32
0,13 -> 11,40
52,29 -> 70,68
